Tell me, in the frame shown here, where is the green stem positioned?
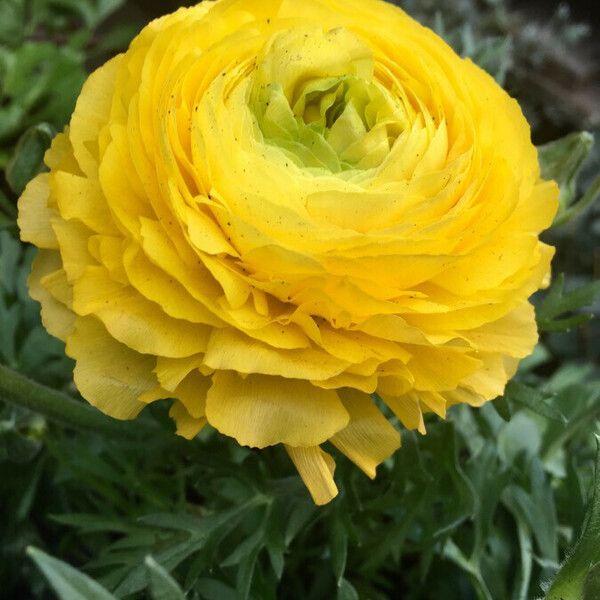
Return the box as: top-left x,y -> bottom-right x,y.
0,363 -> 154,438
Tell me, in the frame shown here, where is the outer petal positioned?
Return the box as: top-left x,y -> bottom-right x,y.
382,391 -> 426,434
285,445 -> 338,505
17,174 -> 58,249
205,371 -> 349,448
330,389 -> 400,478
458,303 -> 538,358
69,56 -> 122,178
169,401 -> 207,440
28,251 -> 75,341
72,267 -> 211,358
65,317 -> 156,419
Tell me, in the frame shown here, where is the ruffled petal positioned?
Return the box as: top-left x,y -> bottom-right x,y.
66,317 -> 156,419
17,174 -> 58,249
330,389 -> 400,478
285,445 -> 338,505
169,400 -> 207,440
205,371 -> 349,448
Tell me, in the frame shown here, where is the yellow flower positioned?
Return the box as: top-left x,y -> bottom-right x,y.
18,0 -> 558,504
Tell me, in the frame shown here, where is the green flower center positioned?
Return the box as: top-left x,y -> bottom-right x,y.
250,27 -> 406,176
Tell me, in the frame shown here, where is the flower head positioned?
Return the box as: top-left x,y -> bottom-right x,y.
18,0 -> 558,504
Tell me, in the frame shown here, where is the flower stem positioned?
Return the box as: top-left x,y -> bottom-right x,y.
0,363 -> 153,438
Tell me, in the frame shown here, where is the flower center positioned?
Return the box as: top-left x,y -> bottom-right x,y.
250,27 -> 407,175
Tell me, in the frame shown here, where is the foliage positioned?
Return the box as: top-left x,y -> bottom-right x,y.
1,1 -> 599,599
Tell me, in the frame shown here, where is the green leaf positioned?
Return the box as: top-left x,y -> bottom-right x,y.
497,412 -> 542,465
545,437 -> 600,600
442,539 -> 493,600
493,394 -> 512,422
51,0 -> 125,29
0,42 -> 85,143
505,459 -> 558,564
536,274 -> 600,332
196,578 -> 238,600
330,515 -> 348,586
537,131 -> 594,222
236,544 -> 261,600
114,539 -> 205,597
0,0 -> 27,47
541,383 -> 600,463
337,578 -> 359,600
221,520 -> 265,567
504,381 -> 567,424
5,123 -> 54,194
145,556 -> 185,600
583,562 -> 600,600
27,546 -> 117,600
284,499 -> 316,545
510,503 -> 534,600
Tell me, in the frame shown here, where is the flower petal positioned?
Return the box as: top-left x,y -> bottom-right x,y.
29,251 -> 75,341
330,390 -> 400,478
203,327 -> 349,380
169,400 -> 207,440
205,371 -> 349,448
382,391 -> 426,434
66,317 -> 156,419
285,445 -> 338,505
18,174 -> 58,249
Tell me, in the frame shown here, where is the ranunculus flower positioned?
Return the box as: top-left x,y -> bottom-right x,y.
18,0 -> 558,504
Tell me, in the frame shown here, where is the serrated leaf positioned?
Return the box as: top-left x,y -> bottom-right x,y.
467,443 -> 513,560
536,274 -> 600,332
145,556 -> 185,600
545,437 -> 600,600
113,539 -> 205,597
504,381 -> 567,424
27,546 -> 117,600
541,384 -> 600,463
505,459 -> 558,563
5,123 -> 54,194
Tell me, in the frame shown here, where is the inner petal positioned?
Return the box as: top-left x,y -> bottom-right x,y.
249,26 -> 407,174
